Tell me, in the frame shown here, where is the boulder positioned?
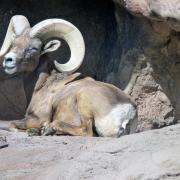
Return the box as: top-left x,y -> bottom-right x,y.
0,135 -> 8,149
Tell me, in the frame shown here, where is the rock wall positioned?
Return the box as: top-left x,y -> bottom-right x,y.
0,0 -> 180,132
111,1 -> 180,131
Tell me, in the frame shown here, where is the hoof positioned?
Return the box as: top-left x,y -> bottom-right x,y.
41,126 -> 55,136
27,128 -> 41,136
118,127 -> 125,137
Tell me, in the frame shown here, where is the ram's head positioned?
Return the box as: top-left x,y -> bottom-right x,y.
0,15 -> 85,74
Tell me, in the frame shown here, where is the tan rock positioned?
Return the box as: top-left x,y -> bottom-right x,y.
1,125 -> 180,179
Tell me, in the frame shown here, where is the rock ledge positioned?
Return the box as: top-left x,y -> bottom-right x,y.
0,125 -> 180,180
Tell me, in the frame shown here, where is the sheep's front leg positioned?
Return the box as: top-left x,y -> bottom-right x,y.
9,119 -> 28,132
26,128 -> 41,136
10,118 -> 42,136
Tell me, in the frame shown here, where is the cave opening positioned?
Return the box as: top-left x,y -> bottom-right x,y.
0,0 -> 123,119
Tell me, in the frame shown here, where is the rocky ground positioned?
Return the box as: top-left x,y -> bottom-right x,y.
0,125 -> 180,180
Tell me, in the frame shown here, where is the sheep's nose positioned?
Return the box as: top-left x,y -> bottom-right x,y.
3,54 -> 16,68
5,57 -> 13,63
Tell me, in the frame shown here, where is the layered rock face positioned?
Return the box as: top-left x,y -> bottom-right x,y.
0,0 -> 180,132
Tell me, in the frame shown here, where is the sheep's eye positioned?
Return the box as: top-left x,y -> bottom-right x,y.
25,47 -> 38,57
26,47 -> 38,53
29,47 -> 38,51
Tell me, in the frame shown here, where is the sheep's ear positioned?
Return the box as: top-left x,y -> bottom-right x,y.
41,40 -> 61,55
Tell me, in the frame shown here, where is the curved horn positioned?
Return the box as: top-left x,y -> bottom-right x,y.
0,15 -> 30,57
30,19 -> 85,73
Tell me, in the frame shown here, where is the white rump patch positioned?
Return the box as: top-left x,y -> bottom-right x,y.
95,103 -> 136,137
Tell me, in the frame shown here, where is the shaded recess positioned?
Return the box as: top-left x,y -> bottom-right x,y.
0,0 -> 121,119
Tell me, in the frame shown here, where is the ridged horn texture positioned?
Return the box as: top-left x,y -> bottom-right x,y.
0,15 -> 30,57
30,19 -> 85,73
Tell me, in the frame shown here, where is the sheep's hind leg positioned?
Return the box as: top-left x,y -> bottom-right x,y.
42,120 -> 93,137
41,121 -> 84,136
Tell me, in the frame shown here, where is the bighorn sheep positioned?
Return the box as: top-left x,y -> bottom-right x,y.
0,15 -> 137,137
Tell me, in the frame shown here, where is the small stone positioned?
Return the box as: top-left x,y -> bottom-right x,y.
0,136 -> 8,149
